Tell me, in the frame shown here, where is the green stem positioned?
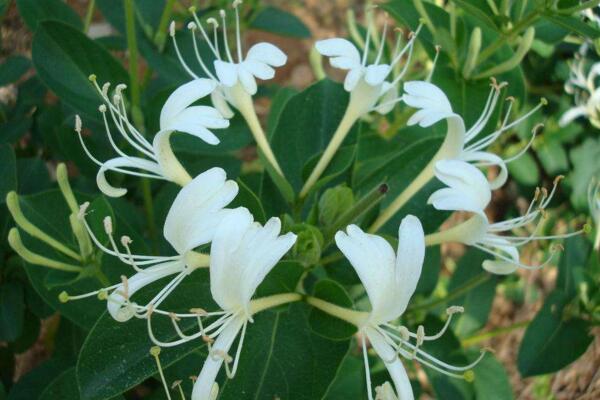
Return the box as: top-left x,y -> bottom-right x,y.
306,296 -> 368,326
84,0 -> 96,34
124,0 -> 158,252
461,321 -> 529,347
407,273 -> 492,313
557,0 -> 600,14
249,293 -> 302,314
154,0 -> 177,51
477,11 -> 540,66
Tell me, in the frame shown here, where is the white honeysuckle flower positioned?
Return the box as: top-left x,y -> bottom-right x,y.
60,168 -> 239,321
138,207 -> 296,400
169,1 -> 286,113
335,217 -> 482,400
588,177 -> 600,250
403,79 -> 545,191
315,14 -> 422,118
426,177 -> 587,274
427,160 -> 492,218
76,77 -> 229,197
560,56 -> 600,128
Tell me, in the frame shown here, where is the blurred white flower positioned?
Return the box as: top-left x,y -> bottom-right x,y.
335,217 -> 481,400
60,168 -> 238,321
76,78 -> 228,197
403,80 -> 545,191
426,177 -> 587,274
560,56 -> 600,128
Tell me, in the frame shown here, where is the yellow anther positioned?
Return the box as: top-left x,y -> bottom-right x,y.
88,74 -> 97,82
59,291 -> 70,303
463,370 -> 475,382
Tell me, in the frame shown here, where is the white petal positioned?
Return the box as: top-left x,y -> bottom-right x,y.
164,167 -> 238,254
344,67 -> 363,92
375,82 -> 398,115
394,215 -> 425,316
160,79 -> 217,129
462,151 -> 508,190
191,315 -> 246,400
107,261 -> 184,322
242,60 -> 275,80
214,60 -> 239,87
365,64 -> 391,86
559,106 -> 587,127
210,209 -> 296,312
315,38 -> 361,70
246,42 -> 287,67
211,88 -> 235,119
335,225 -> 396,321
152,130 -> 193,184
97,157 -> 163,197
238,67 -> 258,95
403,81 -> 458,128
428,160 -> 491,215
366,327 -> 415,400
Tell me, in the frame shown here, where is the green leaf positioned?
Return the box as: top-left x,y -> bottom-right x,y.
16,0 -> 82,31
7,358 -> 69,400
517,290 -> 593,377
270,79 -> 352,193
568,137 -> 600,210
0,144 -> 16,204
536,140 -> 569,175
556,236 -> 591,299
542,14 -> 600,39
0,56 -> 31,86
452,0 -> 498,30
309,280 -> 357,340
250,6 -> 311,38
16,158 -> 51,195
230,178 -> 267,224
0,283 -> 25,342
470,351 -> 513,400
32,21 -> 129,121
218,304 -> 349,399
507,151 -> 540,187
39,368 -> 80,400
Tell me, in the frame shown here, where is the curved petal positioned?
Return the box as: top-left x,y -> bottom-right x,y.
191,315 -> 246,400
164,167 -> 239,254
366,327 -> 415,400
394,215 -> 425,317
211,88 -> 235,119
107,261 -> 184,322
238,67 -> 258,95
462,151 -> 508,190
335,225 -> 396,320
482,241 -> 519,275
374,82 -> 398,115
344,67 -> 363,92
428,160 -> 491,215
365,64 -> 391,86
246,42 -> 287,67
97,156 -> 163,197
403,81 -> 456,127
160,79 -> 217,129
315,38 -> 361,70
242,60 -> 275,80
559,105 -> 587,127
214,60 -> 239,87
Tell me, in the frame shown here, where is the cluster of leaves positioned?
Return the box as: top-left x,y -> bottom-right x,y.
0,0 -> 599,399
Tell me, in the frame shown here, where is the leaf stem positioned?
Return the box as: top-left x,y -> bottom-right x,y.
124,0 -> 158,252
407,273 -> 492,313
154,0 -> 177,51
461,321 -> 529,347
84,0 -> 96,34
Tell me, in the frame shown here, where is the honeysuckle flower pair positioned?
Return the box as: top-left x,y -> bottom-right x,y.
560,56 -> 600,128
369,79 -> 544,232
310,216 -> 482,400
61,168 -> 238,320
77,77 -> 229,197
425,176 -> 586,274
144,207 -> 297,400
301,15 -> 422,197
170,0 -> 286,175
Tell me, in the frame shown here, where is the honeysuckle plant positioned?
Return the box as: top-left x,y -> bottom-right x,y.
4,0 -> 600,399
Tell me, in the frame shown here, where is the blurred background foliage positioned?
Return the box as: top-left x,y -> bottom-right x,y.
0,0 -> 599,399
